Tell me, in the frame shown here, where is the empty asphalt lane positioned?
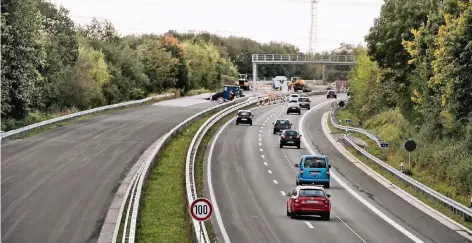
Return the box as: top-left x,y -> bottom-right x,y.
1,98 -> 216,243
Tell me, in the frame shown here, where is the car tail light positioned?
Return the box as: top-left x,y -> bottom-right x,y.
281,135 -> 285,138
300,169 -> 303,174
296,135 -> 300,139
326,171 -> 330,175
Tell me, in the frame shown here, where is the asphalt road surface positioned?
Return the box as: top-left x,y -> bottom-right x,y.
1,95 -> 217,243
208,95 -> 471,243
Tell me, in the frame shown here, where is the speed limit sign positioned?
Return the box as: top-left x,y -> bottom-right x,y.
190,198 -> 213,221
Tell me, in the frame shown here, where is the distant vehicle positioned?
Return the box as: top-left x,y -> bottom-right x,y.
294,155 -> 331,188
236,110 -> 253,126
272,119 -> 292,134
297,97 -> 311,109
289,94 -> 300,102
237,74 -> 250,90
287,102 -> 301,115
209,85 -> 244,102
326,90 -> 337,99
280,130 -> 301,149
285,185 -> 331,220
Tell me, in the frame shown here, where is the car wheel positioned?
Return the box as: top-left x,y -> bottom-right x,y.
273,129 -> 276,134
287,111 -> 289,114
236,122 -> 239,125
295,180 -> 299,186
298,112 -> 301,115
280,143 -> 283,148
324,182 -> 330,188
327,96 -> 329,99
307,106 -> 310,110
322,212 -> 331,221
297,144 -> 301,149
290,213 -> 297,219
286,206 -> 291,216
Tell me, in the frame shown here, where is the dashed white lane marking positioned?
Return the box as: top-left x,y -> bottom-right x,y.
273,180 -> 278,184
260,129 -> 262,132
259,143 -> 262,146
259,138 -> 262,141
280,191 -> 286,196
332,211 -> 367,242
261,155 -> 265,159
305,221 -> 315,229
259,134 -> 261,136
260,148 -> 263,152
268,170 -> 272,174
264,162 -> 268,166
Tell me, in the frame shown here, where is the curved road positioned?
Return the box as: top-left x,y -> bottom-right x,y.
1,94 -> 217,243
208,95 -> 471,243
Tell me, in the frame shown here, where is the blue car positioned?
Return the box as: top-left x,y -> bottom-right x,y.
294,155 -> 331,188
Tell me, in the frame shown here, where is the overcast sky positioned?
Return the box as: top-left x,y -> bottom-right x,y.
50,0 -> 383,52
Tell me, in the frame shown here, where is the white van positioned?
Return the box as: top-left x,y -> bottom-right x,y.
289,94 -> 300,103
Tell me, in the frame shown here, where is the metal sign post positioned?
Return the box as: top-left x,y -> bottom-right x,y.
404,139 -> 417,171
190,198 -> 213,243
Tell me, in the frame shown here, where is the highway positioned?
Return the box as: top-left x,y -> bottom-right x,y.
1,94 -> 218,243
208,94 -> 472,243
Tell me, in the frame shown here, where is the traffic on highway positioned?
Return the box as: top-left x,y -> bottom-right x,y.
206,94 -> 471,243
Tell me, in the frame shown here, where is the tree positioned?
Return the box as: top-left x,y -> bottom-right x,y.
139,40 -> 177,92
1,0 -> 46,119
37,0 -> 79,110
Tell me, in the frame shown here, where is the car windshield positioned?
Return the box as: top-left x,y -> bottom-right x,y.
284,130 -> 298,136
299,98 -> 309,102
238,111 -> 250,116
277,120 -> 289,125
290,94 -> 299,98
289,100 -> 298,103
328,91 -> 335,94
304,157 -> 327,168
299,189 -> 325,197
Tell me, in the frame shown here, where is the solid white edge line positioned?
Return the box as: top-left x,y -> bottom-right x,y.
298,99 -> 425,243
208,102 -> 285,243
208,116 -> 234,243
304,221 -> 315,229
280,191 -> 286,196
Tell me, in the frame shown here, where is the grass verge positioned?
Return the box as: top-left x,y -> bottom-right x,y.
194,103 -> 257,242
136,111 -> 217,243
327,111 -> 472,230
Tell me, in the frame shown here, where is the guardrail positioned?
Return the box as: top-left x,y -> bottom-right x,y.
186,98 -> 257,243
0,93 -> 174,141
328,109 -> 472,222
112,96 -> 252,243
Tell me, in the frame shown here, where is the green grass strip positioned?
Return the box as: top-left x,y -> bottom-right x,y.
327,113 -> 472,230
136,111 -> 218,243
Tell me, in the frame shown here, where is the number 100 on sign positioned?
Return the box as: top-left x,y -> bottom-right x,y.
190,198 -> 213,221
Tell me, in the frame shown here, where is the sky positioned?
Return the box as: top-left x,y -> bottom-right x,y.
50,0 -> 384,52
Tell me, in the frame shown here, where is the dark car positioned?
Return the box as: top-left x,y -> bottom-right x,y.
280,130 -> 301,149
287,102 -> 301,115
272,119 -> 292,134
327,90 -> 337,99
236,110 -> 253,125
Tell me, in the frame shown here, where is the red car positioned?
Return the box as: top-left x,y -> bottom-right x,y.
286,185 -> 331,220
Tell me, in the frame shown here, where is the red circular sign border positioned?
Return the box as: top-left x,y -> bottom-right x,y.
190,198 -> 213,221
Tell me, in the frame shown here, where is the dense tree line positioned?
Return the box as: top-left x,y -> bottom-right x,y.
348,0 -> 472,198
1,0 -> 351,131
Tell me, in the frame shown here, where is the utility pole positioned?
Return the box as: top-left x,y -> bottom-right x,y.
308,0 -> 318,54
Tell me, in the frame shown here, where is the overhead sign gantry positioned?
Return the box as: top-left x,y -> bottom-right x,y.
251,54 -> 356,93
